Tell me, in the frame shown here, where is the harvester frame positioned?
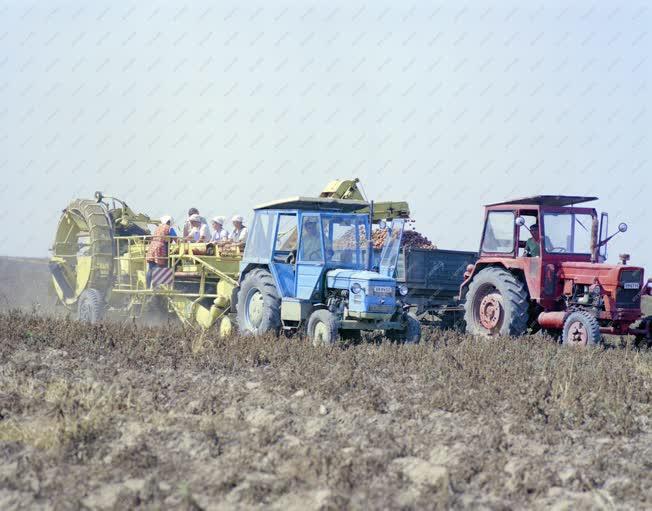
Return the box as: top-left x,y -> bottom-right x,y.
50,194 -> 242,333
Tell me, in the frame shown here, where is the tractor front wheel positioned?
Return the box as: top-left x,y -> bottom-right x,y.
464,267 -> 529,337
307,309 -> 339,346
562,311 -> 601,347
77,288 -> 104,324
236,269 -> 281,336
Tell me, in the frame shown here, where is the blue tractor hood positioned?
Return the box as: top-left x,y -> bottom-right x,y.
326,269 -> 396,290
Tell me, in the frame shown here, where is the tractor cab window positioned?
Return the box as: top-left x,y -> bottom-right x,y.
322,215 -> 368,266
543,212 -> 593,254
299,215 -> 323,262
517,213 -> 539,257
245,211 -> 275,261
273,213 -> 298,262
481,211 -> 515,254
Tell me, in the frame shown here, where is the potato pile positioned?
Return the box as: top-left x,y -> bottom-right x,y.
335,225 -> 436,250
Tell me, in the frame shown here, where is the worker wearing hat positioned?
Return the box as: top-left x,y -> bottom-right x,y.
231,215 -> 248,246
182,207 -> 208,239
524,222 -> 541,257
146,215 -> 176,287
210,216 -> 229,242
185,213 -> 210,243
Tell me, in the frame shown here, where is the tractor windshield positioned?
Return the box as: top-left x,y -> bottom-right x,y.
321,214 -> 369,267
379,219 -> 405,277
543,212 -> 594,255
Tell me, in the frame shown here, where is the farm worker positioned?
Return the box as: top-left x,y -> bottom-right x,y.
182,207 -> 208,238
524,223 -> 540,257
210,216 -> 229,242
146,215 -> 174,288
300,218 -> 322,260
231,215 -> 248,245
186,214 -> 210,242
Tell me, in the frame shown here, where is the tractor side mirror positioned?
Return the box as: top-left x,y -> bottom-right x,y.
515,216 -> 526,227
618,222 -> 628,233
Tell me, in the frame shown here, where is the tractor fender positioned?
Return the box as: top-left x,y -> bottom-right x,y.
460,262 -> 529,301
238,263 -> 269,284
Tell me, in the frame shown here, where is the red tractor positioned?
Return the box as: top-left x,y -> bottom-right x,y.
460,196 -> 652,346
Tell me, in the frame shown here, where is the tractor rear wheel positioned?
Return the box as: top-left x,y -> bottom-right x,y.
464,267 -> 529,337
77,288 -> 104,323
236,269 -> 281,336
562,311 -> 601,347
307,309 -> 339,346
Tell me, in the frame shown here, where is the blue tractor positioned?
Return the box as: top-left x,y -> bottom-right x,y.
235,196 -> 421,344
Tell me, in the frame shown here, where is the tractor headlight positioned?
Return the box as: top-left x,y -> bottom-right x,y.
351,282 -> 362,294
398,284 -> 409,296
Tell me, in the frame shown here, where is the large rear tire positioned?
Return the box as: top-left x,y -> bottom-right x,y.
464,267 -> 529,337
236,269 -> 281,335
562,311 -> 601,347
77,288 -> 104,323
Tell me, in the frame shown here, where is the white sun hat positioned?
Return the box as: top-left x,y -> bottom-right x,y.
232,215 -> 244,223
160,215 -> 173,225
212,216 -> 226,225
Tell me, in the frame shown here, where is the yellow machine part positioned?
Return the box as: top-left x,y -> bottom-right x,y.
50,199 -> 114,306
320,178 -> 410,221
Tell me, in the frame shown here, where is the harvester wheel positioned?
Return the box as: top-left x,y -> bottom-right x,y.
307,309 -> 339,346
562,311 -> 601,347
51,199 -> 114,308
77,288 -> 104,323
236,269 -> 281,335
464,267 -> 529,337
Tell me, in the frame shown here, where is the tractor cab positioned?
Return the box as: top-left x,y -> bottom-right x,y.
236,196 -> 420,344
461,195 -> 650,346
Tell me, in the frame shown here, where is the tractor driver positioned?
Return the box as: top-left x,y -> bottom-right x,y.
300,218 -> 322,261
524,222 -> 541,257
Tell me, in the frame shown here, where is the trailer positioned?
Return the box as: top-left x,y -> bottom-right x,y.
395,247 -> 477,327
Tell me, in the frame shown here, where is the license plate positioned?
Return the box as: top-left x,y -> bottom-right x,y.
623,282 -> 640,289
374,286 -> 393,294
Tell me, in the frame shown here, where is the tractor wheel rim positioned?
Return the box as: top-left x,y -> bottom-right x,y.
478,292 -> 504,332
313,321 -> 329,343
568,320 -> 588,346
246,290 -> 264,330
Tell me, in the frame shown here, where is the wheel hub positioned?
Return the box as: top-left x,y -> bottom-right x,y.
567,320 -> 588,346
313,321 -> 329,343
246,290 -> 264,330
478,293 -> 503,331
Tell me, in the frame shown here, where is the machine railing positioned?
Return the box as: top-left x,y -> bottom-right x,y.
112,235 -> 243,299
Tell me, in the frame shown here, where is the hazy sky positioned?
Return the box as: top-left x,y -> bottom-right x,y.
2,1 -> 650,270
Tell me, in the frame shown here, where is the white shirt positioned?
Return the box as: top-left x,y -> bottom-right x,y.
188,223 -> 210,242
183,216 -> 208,238
231,226 -> 248,243
211,228 -> 230,242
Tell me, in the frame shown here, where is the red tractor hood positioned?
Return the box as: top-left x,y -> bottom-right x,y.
558,261 -> 644,287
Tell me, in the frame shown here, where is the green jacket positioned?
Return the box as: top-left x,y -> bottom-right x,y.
525,238 -> 540,257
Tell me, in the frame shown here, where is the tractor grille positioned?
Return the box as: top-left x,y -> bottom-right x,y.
616,269 -> 642,308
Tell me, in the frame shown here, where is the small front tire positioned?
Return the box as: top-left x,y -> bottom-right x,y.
77,288 -> 104,324
562,311 -> 601,347
307,309 -> 339,346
